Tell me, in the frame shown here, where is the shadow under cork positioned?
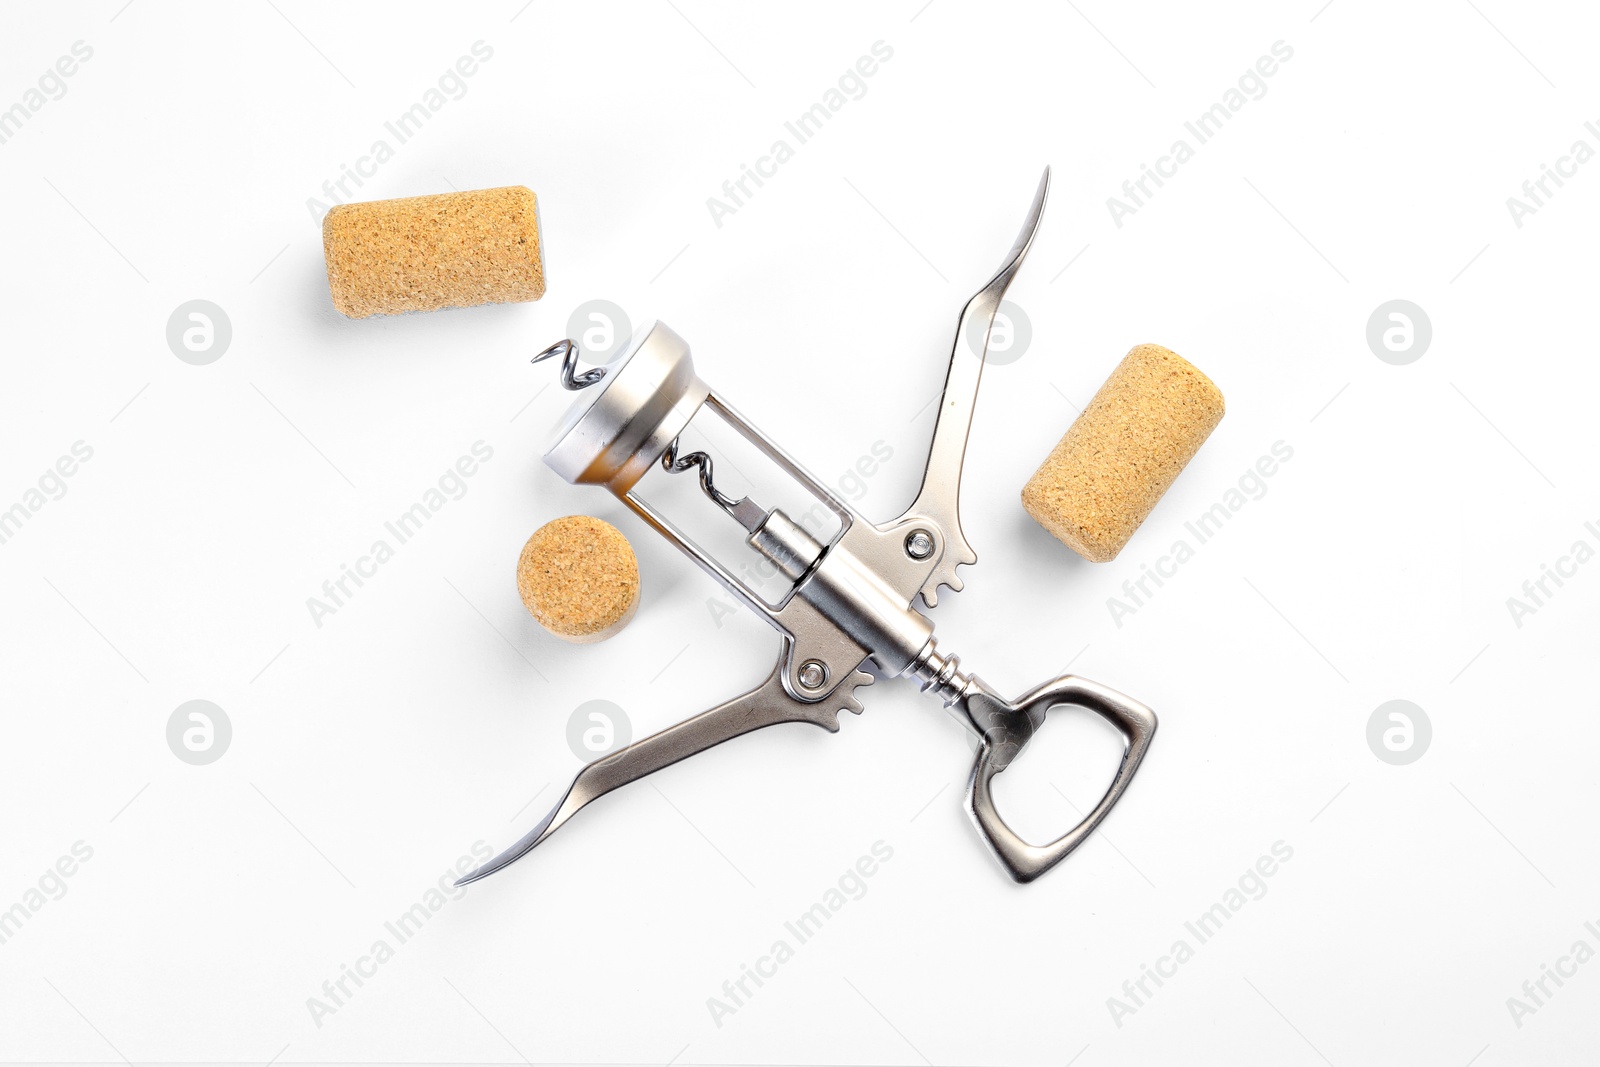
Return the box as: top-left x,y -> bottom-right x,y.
1005,502 -> 1100,585
280,243 -> 556,410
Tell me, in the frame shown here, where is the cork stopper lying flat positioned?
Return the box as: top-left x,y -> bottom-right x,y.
322,186 -> 545,318
516,516 -> 639,643
1022,344 -> 1224,562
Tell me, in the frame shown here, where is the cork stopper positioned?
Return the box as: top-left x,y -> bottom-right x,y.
1022,344 -> 1224,562
516,516 -> 640,643
322,186 -> 545,318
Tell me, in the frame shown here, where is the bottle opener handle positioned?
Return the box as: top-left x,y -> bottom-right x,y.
960,674 -> 1158,883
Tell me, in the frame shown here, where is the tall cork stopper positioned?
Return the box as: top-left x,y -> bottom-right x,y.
1022,344 -> 1224,562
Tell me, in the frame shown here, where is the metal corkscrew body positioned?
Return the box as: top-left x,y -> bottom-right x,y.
461,168 -> 1157,886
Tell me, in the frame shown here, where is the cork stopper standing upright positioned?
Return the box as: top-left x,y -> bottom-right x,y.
1022,344 -> 1224,562
516,516 -> 640,644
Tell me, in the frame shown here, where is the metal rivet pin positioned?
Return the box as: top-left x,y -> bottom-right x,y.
905,529 -> 935,560
798,660 -> 828,690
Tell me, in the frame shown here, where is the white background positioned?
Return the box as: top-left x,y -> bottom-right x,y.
1,1 -> 1597,1064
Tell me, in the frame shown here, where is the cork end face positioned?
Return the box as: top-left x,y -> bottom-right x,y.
321,206 -> 361,318
1125,343 -> 1226,420
322,185 -> 545,319
516,516 -> 639,643
1022,343 -> 1224,563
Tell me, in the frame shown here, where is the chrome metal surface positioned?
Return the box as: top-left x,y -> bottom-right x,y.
543,321 -> 709,493
747,510 -> 825,583
904,640 -> 1157,882
531,338 -> 606,390
881,166 -> 1050,608
797,660 -> 827,690
472,168 -> 1158,887
458,656 -> 870,886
